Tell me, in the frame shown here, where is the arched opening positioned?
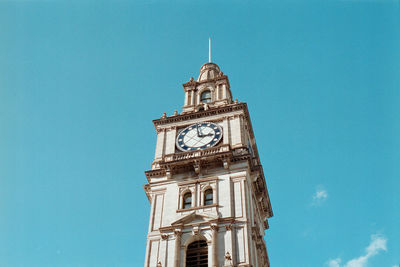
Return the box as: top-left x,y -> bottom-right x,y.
183,192 -> 192,209
204,189 -> 213,206
186,240 -> 208,267
200,90 -> 212,103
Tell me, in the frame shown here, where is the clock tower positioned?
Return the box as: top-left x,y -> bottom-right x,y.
143,62 -> 273,267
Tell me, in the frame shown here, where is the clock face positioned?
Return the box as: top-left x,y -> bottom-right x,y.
176,122 -> 223,152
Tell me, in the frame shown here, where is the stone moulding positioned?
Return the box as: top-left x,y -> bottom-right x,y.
145,145 -> 250,180
182,74 -> 229,88
153,103 -> 247,128
163,144 -> 230,163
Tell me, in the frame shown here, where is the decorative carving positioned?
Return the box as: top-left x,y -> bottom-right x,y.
163,144 -> 230,163
174,229 -> 182,237
173,110 -> 178,116
156,261 -> 162,267
161,234 -> 169,240
200,182 -> 214,191
183,77 -> 196,87
145,169 -> 166,179
233,113 -> 241,118
210,224 -> 218,231
156,127 -> 165,134
233,147 -> 249,156
153,103 -> 248,127
192,226 -> 200,235
193,160 -> 201,174
225,224 -> 233,231
223,158 -> 230,169
165,167 -> 172,179
179,186 -> 189,194
224,252 -> 233,266
165,125 -> 177,131
161,112 -> 167,119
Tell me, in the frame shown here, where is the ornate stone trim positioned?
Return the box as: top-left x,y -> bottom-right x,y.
225,224 -> 234,231
153,103 -> 247,127
161,234 -> 169,240
176,203 -> 218,213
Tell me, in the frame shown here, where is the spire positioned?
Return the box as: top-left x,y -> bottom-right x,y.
209,37 -> 211,63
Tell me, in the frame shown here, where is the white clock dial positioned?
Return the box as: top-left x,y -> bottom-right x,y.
176,122 -> 223,152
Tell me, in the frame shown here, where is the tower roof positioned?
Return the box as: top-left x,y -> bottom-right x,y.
197,62 -> 221,82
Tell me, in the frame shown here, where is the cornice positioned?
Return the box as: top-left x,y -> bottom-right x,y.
153,103 -> 247,128
182,75 -> 229,89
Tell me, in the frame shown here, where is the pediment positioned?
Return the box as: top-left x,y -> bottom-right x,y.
171,211 -> 219,226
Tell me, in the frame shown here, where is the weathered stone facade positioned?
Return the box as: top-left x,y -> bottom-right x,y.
144,63 -> 273,267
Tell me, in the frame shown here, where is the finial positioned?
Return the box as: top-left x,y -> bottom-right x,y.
209,37 -> 211,63
173,110 -> 178,116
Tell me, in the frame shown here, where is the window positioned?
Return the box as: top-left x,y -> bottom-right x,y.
186,240 -> 208,267
183,192 -> 192,209
200,90 -> 211,103
204,189 -> 213,206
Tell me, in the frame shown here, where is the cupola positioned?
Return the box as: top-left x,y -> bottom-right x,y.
197,63 -> 221,82
182,62 -> 233,114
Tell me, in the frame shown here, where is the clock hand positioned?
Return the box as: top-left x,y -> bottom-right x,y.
197,124 -> 205,137
201,128 -> 214,137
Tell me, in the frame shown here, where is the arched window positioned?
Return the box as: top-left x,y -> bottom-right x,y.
204,189 -> 213,206
183,192 -> 192,209
200,90 -> 211,103
186,240 -> 208,267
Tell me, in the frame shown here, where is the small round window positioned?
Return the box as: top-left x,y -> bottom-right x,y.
200,90 -> 212,103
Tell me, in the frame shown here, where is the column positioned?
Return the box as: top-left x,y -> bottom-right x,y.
190,90 -> 195,106
174,229 -> 182,267
154,129 -> 166,160
184,91 -> 189,106
160,234 -> 169,267
224,224 -> 235,265
165,127 -> 177,154
222,84 -> 227,99
211,224 -> 219,267
222,117 -> 230,145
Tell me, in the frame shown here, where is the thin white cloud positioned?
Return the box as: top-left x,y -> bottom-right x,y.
326,234 -> 387,267
312,187 -> 328,206
327,258 -> 341,267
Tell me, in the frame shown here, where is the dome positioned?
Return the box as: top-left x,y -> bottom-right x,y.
197,63 -> 221,82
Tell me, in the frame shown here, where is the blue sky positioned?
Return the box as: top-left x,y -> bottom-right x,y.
0,1 -> 399,266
